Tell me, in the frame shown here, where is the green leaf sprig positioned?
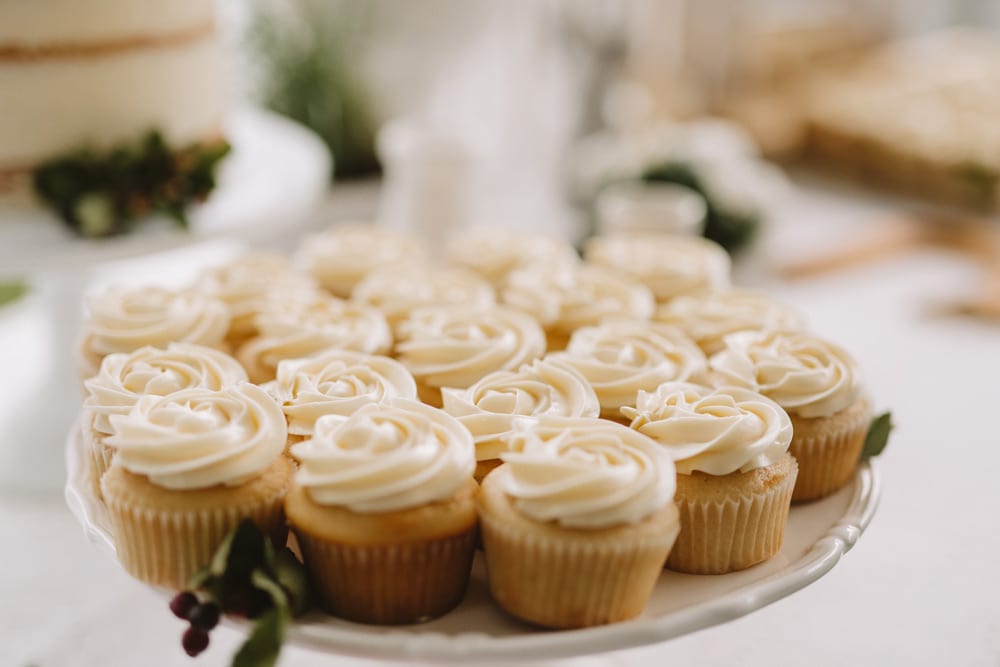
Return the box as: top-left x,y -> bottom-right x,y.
172,519 -> 309,667
861,411 -> 894,460
32,132 -> 230,238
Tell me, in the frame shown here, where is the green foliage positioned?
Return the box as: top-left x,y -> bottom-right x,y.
251,0 -> 379,179
188,519 -> 310,667
0,281 -> 27,308
32,132 -> 229,238
861,411 -> 894,460
641,162 -> 759,254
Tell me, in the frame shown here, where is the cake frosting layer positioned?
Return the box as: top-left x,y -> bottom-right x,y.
441,358 -> 600,462
267,351 -> 418,436
292,399 -> 475,513
498,416 -> 676,529
84,343 -> 247,436
709,330 -> 863,418
105,383 -> 287,490
623,382 -> 792,475
0,0 -> 214,47
0,33 -> 224,169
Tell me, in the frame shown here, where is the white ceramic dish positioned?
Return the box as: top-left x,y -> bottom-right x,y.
66,423 -> 880,662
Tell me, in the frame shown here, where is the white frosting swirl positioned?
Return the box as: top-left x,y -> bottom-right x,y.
501,263 -> 654,338
622,382 -> 792,475
237,294 -> 392,382
83,286 -> 230,356
548,320 -> 707,418
394,305 -> 546,389
266,351 -> 417,436
709,330 -> 863,418
441,358 -> 600,461
352,264 -> 495,326
584,234 -> 731,302
498,416 -> 676,529
199,253 -> 319,341
297,223 -> 428,298
655,290 -> 805,354
444,229 -> 580,286
104,383 -> 287,490
84,343 -> 248,436
291,398 -> 475,513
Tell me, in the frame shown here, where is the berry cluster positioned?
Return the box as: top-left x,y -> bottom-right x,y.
169,591 -> 221,657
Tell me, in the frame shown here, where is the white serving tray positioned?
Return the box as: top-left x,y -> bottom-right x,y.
66,422 -> 880,662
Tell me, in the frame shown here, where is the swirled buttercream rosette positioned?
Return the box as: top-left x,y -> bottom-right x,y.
236,293 -> 392,383
441,358 -> 599,481
709,330 -> 870,501
78,285 -> 231,381
99,383 -> 292,588
285,399 -> 478,624
478,416 -> 680,629
623,382 -> 798,573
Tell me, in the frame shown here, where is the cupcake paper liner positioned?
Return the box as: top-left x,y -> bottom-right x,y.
294,528 -> 478,624
789,397 -> 870,502
668,459 -> 797,574
101,462 -> 290,589
479,499 -> 680,629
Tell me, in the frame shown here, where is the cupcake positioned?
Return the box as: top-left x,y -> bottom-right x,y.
352,263 -> 495,329
623,382 -> 797,574
443,228 -> 580,287
198,252 -> 319,346
654,289 -> 805,355
479,417 -> 680,629
393,305 -> 546,407
501,263 -> 655,351
236,293 -> 392,383
296,222 -> 428,298
78,286 -> 230,381
285,399 -> 478,624
441,358 -> 600,481
83,343 -> 248,485
265,350 -> 417,451
709,330 -> 868,501
584,233 -> 731,303
100,383 -> 292,589
547,319 -> 707,422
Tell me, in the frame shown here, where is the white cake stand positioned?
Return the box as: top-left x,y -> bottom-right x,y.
0,107 -> 331,493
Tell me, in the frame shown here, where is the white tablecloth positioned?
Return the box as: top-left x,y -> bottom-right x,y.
3,177 -> 998,666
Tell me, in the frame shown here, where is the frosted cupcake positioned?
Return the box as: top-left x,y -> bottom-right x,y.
265,350 -> 417,450
286,399 -> 478,624
83,343 -> 248,484
198,252 -> 319,345
100,384 -> 292,589
655,289 -> 805,355
352,264 -> 495,329
479,417 -> 680,628
584,234 -> 731,303
297,222 -> 428,298
501,263 -> 655,351
547,319 -> 707,421
78,286 -> 230,381
236,293 -> 392,383
623,383 -> 797,573
441,358 -> 600,481
443,228 -> 580,287
393,305 -> 546,407
710,330 -> 868,501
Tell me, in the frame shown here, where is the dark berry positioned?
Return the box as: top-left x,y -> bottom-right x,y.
169,591 -> 199,620
182,626 -> 210,657
188,602 -> 220,631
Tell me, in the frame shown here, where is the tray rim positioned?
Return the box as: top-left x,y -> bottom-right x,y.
65,418 -> 881,662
